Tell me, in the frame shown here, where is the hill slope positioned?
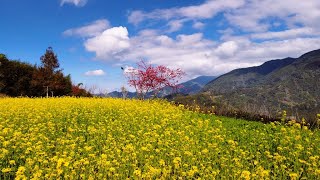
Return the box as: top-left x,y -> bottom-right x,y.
202,49 -> 320,119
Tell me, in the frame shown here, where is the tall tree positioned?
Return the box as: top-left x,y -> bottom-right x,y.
40,47 -> 60,72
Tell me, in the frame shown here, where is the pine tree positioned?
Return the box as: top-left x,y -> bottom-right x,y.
40,47 -> 60,73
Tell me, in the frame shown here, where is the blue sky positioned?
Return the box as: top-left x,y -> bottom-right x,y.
1,0 -> 320,93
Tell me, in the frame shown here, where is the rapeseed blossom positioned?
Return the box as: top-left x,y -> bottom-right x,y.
0,97 -> 319,179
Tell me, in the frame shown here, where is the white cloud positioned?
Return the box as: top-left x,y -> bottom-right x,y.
235,38 -> 320,61
138,29 -> 159,37
63,19 -> 110,37
124,32 -> 320,78
123,66 -> 138,75
225,0 -> 320,32
127,0 -> 245,33
112,33 -> 208,77
60,0 -> 87,7
66,0 -> 320,81
177,0 -> 245,19
251,27 -> 318,40
74,23 -> 320,78
128,0 -> 320,35
167,19 -> 186,33
84,69 -> 106,76
128,0 -> 245,24
84,26 -> 130,60
124,32 -> 230,77
192,21 -> 205,30
214,41 -> 239,58
127,11 -> 146,26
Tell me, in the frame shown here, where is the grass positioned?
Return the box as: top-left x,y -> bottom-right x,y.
0,97 -> 319,179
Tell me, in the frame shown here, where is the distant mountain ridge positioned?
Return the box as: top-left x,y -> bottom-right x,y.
202,49 -> 320,120
204,57 -> 296,94
165,75 -> 216,95
107,75 -> 216,98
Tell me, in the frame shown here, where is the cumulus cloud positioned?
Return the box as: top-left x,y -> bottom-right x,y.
84,26 -> 130,60
66,0 -> 320,80
84,69 -> 105,76
63,19 -> 110,37
123,32 -> 253,78
123,32 -> 320,78
214,41 -> 239,58
60,0 -> 87,7
72,25 -> 320,78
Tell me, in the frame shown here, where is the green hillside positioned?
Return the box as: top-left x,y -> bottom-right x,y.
202,49 -> 320,121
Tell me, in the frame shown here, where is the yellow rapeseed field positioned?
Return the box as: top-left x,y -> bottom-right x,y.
0,97 -> 320,179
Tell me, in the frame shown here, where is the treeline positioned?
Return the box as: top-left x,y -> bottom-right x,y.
0,47 -> 91,97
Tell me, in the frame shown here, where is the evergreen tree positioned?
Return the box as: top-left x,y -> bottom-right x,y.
40,47 -> 60,72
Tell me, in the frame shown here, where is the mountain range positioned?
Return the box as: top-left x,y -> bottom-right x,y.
107,75 -> 216,98
202,49 -> 320,120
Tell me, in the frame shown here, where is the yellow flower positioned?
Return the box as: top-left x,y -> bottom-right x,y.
173,157 -> 182,168
159,159 -> 166,166
240,170 -> 251,180
109,167 -> 116,172
133,169 -> 141,177
1,97 -> 320,179
2,168 -> 12,173
16,166 -> 27,179
201,148 -> 209,154
187,166 -> 199,177
289,172 -> 298,180
9,160 -> 16,165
